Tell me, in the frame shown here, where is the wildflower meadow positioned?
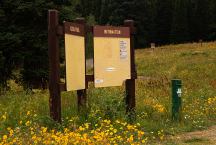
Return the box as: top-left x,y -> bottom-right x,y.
0,42 -> 216,144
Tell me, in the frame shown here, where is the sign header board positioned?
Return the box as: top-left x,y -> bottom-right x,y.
94,26 -> 130,38
64,22 -> 85,36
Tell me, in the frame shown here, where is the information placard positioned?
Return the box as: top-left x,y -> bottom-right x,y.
64,22 -> 85,91
94,26 -> 131,88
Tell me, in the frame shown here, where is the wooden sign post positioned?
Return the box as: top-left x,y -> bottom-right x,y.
124,20 -> 137,117
48,10 -> 61,123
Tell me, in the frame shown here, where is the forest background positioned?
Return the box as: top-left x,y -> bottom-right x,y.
0,0 -> 216,89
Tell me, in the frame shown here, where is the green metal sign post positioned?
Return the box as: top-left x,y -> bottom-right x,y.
172,79 -> 182,121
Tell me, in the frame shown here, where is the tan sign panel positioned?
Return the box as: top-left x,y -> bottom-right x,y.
94,26 -> 131,88
64,22 -> 85,91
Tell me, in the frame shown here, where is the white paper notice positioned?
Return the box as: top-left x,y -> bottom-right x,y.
120,40 -> 127,60
95,79 -> 104,84
105,67 -> 116,72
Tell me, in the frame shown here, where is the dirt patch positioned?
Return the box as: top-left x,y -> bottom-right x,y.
171,126 -> 216,144
210,80 -> 216,89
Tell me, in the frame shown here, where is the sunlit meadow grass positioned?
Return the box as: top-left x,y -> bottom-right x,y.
0,42 -> 216,144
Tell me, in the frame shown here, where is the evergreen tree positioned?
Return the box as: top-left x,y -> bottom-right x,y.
170,0 -> 190,43
155,0 -> 172,44
133,0 -> 157,47
188,0 -> 210,41
99,0 -> 111,24
109,0 -> 128,25
0,0 -> 28,88
79,0 -> 92,17
92,0 -> 102,22
0,0 -> 79,89
147,0 -> 157,44
208,0 -> 216,40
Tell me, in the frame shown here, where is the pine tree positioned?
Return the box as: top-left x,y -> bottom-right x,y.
92,0 -> 102,22
170,0 -> 190,43
188,0 -> 210,41
208,0 -> 216,40
155,0 -> 172,44
99,0 -> 111,24
0,0 -> 79,89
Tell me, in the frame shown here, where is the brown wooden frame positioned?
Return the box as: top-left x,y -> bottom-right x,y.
48,10 -> 136,123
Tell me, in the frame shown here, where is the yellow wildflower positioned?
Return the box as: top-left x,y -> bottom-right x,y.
103,119 -> 111,124
9,129 -> 14,136
27,111 -> 30,116
115,120 -> 120,124
127,135 -> 134,142
2,114 -> 6,120
3,135 -> 7,140
153,104 -> 165,113
138,131 -> 144,138
32,135 -> 36,140
79,126 -> 85,131
127,124 -> 134,130
142,139 -> 146,143
25,121 -> 30,126
42,127 -> 47,133
84,123 -> 89,129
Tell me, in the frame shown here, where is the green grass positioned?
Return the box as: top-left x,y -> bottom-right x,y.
0,41 -> 216,144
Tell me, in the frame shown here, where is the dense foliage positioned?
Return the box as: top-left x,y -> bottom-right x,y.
0,0 -> 216,88
0,0 -> 78,89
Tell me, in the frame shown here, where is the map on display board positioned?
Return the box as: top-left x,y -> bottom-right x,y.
93,26 -> 131,88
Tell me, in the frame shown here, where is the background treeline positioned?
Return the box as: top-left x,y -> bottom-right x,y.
0,0 -> 216,89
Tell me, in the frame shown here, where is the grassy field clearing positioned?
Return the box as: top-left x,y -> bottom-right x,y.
0,42 -> 216,144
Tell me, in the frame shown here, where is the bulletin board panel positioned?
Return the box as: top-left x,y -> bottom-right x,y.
64,22 -> 85,91
93,26 -> 131,88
